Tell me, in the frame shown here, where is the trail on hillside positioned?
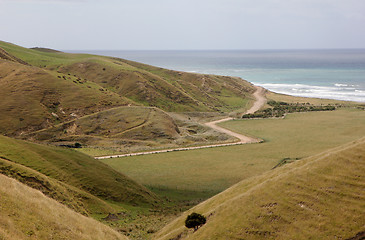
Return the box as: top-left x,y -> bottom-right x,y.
112,108 -> 153,137
95,86 -> 266,159
244,86 -> 267,115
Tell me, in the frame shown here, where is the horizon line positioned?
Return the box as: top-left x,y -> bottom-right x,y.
63,48 -> 365,52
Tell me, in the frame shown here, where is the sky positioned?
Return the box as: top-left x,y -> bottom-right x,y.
1,0 -> 365,50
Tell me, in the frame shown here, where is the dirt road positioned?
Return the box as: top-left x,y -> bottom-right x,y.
95,86 -> 266,159
244,86 -> 267,115
204,86 -> 266,144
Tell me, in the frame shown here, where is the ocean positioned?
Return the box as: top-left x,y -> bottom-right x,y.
69,49 -> 365,102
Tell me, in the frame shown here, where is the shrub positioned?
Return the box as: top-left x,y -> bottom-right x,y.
243,101 -> 336,119
185,212 -> 206,231
74,142 -> 82,148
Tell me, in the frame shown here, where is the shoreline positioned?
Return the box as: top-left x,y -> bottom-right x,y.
253,82 -> 365,103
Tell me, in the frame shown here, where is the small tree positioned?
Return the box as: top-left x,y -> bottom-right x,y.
185,212 -> 206,231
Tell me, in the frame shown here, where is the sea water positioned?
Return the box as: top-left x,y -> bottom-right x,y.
70,49 -> 365,102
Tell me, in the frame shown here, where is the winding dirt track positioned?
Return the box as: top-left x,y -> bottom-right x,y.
204,86 -> 266,143
95,86 -> 266,159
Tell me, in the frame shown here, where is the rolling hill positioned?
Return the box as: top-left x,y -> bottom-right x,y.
0,173 -> 128,240
154,137 -> 365,240
0,40 -> 258,239
26,106 -> 181,150
0,135 -> 159,211
2,40 -> 363,240
0,40 -> 255,151
0,135 -> 168,239
0,57 -> 133,136
0,40 -> 255,114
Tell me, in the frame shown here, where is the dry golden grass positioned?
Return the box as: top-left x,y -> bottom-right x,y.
0,173 -> 128,240
0,59 -> 132,136
0,135 -> 160,209
0,156 -> 115,216
27,106 -> 180,148
154,137 -> 365,240
60,60 -> 254,112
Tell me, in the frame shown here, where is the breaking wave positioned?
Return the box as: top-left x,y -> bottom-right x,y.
254,83 -> 365,102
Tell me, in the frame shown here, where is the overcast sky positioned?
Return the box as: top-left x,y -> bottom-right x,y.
1,0 -> 365,50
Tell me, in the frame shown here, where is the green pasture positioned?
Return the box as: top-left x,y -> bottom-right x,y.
102,108 -> 365,197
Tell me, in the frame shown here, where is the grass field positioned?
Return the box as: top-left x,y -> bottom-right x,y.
154,137 -> 365,240
102,108 -> 365,197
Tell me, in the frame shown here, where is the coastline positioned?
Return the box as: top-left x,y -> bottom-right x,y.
254,82 -> 365,103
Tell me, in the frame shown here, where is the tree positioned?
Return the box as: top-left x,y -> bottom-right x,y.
185,212 -> 206,231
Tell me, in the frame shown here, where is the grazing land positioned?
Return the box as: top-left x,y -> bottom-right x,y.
154,137 -> 365,240
0,174 -> 128,240
102,108 -> 365,197
1,40 -> 365,240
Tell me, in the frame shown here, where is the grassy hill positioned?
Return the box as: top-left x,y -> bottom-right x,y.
0,135 -> 159,208
0,58 -> 133,136
0,40 -> 255,151
2,40 -> 364,240
154,137 -> 365,240
0,40 -> 255,113
0,135 -> 169,239
0,173 -> 128,240
26,106 -> 181,150
59,59 -> 254,112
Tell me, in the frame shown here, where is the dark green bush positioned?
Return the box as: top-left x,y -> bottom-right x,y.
243,101 -> 336,119
74,142 -> 82,148
185,212 -> 206,230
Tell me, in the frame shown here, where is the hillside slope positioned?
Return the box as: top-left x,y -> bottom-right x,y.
0,40 -> 255,151
155,137 -> 365,240
0,173 -> 128,240
0,47 -> 29,65
0,59 -> 133,136
26,106 -> 181,148
0,135 -> 159,207
0,40 -> 255,113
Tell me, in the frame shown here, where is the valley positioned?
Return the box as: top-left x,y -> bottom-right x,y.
0,40 -> 364,240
